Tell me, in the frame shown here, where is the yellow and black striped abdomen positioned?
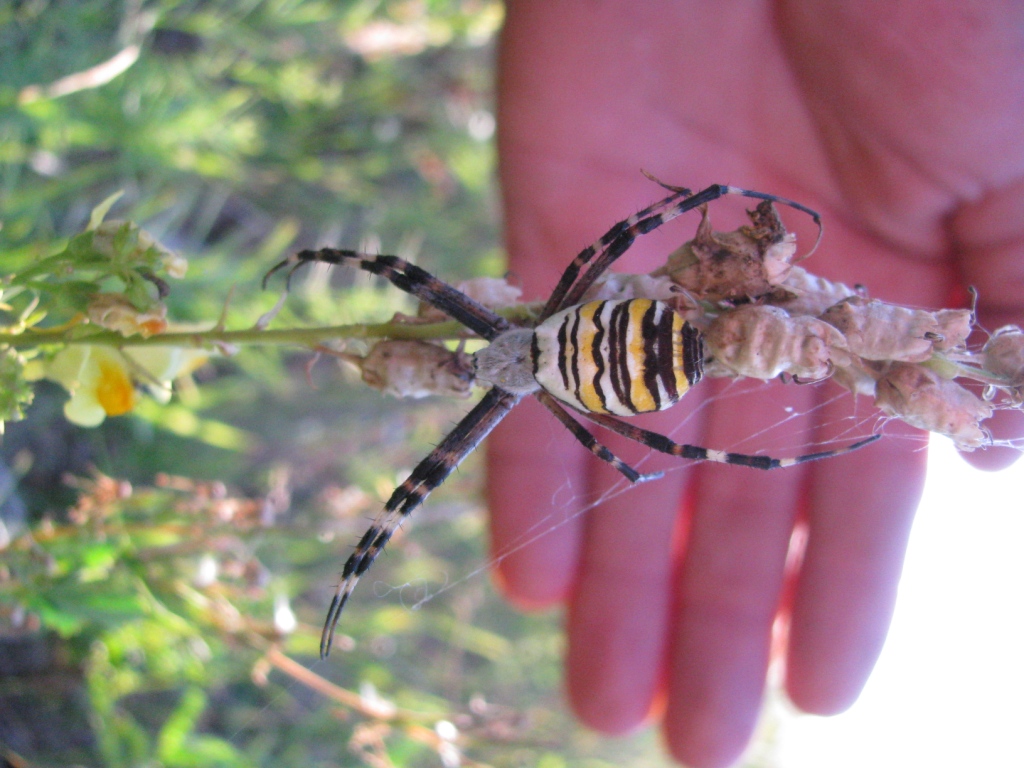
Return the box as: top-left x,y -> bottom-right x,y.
531,299 -> 704,417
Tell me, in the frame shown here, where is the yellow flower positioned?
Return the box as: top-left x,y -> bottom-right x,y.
39,344 -> 209,426
40,346 -> 133,426
124,345 -> 209,404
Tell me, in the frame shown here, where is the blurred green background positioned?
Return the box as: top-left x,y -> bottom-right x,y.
0,2 -> 712,766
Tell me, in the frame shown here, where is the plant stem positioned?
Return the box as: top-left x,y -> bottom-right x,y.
0,305 -> 539,349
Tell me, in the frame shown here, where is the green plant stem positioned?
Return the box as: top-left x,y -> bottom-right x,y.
0,320 -> 459,348
1,304 -> 540,349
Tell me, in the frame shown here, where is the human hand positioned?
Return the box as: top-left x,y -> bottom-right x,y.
487,3 -> 1024,766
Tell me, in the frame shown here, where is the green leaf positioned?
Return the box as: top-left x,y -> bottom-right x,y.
32,600 -> 86,636
157,687 -> 251,767
0,346 -> 33,429
156,686 -> 206,761
78,541 -> 120,581
88,190 -> 125,230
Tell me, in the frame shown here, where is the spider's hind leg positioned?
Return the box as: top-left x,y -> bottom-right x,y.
578,408 -> 879,470
319,387 -> 521,658
535,392 -> 664,484
264,248 -> 510,341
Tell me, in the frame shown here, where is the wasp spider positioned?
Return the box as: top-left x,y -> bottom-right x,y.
265,182 -> 880,658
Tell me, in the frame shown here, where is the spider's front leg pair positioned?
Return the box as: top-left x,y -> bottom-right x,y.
262,248 -> 510,341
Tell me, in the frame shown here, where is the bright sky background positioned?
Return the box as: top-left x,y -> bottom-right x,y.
773,436 -> 1024,767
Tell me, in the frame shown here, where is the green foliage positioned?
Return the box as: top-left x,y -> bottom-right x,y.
0,2 -> 685,767
0,346 -> 33,428
11,215 -> 175,314
1,0 -> 502,280
1,472 -> 275,764
3,190 -> 175,321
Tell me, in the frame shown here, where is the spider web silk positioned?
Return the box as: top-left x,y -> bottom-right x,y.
406,376 -> 901,611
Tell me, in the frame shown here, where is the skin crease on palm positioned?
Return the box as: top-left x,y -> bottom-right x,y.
485,2 -> 1024,767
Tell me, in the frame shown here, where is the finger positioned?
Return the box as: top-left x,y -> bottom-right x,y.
486,397 -> 588,607
786,418 -> 927,713
564,408 -> 699,733
951,179 -> 1024,471
662,379 -> 815,768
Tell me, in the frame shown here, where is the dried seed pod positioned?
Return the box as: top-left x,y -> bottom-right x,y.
830,357 -> 883,398
821,296 -> 972,363
654,202 -> 798,302
982,325 -> 1024,386
348,340 -> 474,399
705,304 -> 850,381
931,310 -> 974,352
417,277 -> 522,322
874,362 -> 993,450
581,272 -> 679,303
770,266 -> 857,318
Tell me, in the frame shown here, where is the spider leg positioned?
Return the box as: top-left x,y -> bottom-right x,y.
575,408 -> 879,470
540,186 -> 695,321
544,183 -> 824,319
534,391 -> 664,484
320,387 -> 521,657
265,249 -> 510,341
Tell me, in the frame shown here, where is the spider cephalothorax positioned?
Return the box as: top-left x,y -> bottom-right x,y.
264,181 -> 879,657
473,327 -> 538,394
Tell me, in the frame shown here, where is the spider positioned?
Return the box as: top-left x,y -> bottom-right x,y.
264,181 -> 880,658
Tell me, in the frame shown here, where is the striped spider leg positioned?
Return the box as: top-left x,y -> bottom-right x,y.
263,249 -> 511,341
265,249 -> 519,656
570,404 -> 880,470
534,390 -> 663,485
539,183 -> 695,319
320,387 -> 521,658
543,182 -> 824,320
